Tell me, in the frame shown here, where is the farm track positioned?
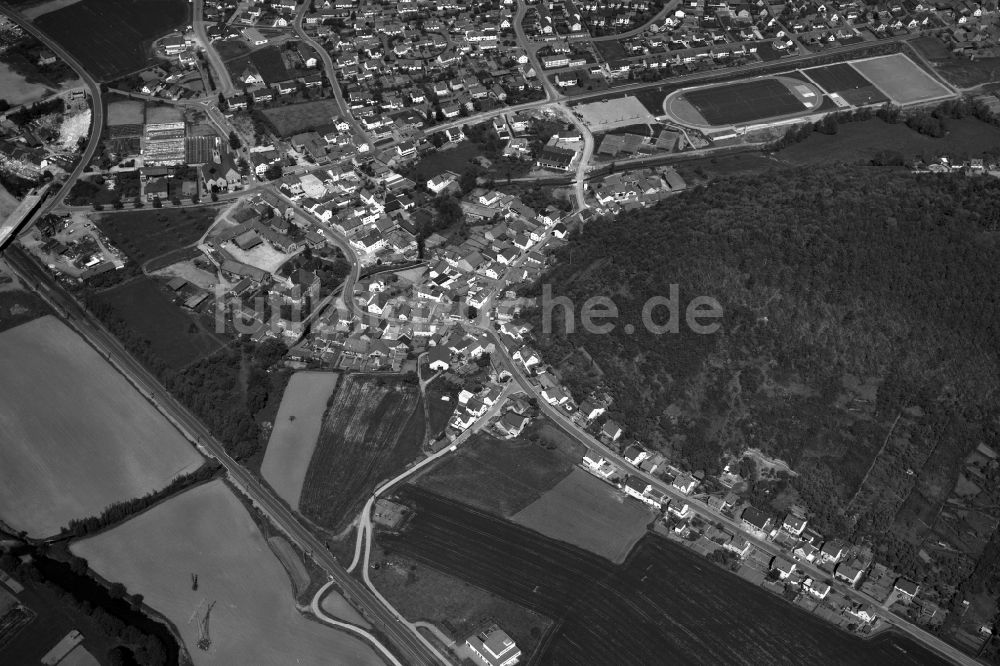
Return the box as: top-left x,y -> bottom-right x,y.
382,487 -> 950,666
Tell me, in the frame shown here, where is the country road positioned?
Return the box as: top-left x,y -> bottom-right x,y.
2,246 -> 445,666
191,0 -> 234,98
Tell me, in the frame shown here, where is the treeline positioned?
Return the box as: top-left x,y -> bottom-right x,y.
6,96 -> 64,127
63,462 -> 222,538
0,552 -> 170,665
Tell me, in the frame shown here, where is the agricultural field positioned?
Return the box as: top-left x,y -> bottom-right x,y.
0,287 -> 50,333
381,487 -> 948,665
33,0 -> 189,81
91,277 -> 228,370
850,54 -> 954,105
261,371 -> 340,510
369,545 -> 551,658
95,206 -> 221,267
413,419 -> 583,518
71,481 -> 384,666
511,468 -> 651,563
299,375 -> 424,531
0,315 -> 203,537
259,99 -> 341,137
801,63 -> 889,106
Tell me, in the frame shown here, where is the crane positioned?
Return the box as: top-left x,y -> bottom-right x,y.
197,601 -> 216,651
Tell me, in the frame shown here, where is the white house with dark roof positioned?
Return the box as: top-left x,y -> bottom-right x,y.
782,514 -> 808,536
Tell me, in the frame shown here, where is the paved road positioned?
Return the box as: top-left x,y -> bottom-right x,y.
293,3 -> 370,144
191,0 -> 234,97
2,246 -> 444,666
514,0 -> 559,102
0,4 -> 104,216
589,4 -> 674,42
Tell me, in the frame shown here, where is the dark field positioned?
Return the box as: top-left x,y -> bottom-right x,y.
803,64 -> 889,106
96,206 -> 220,266
683,78 -> 806,125
34,0 -> 188,81
299,375 -> 424,532
0,289 -> 50,334
93,277 -> 226,369
909,37 -> 1000,88
215,39 -> 251,61
227,46 -> 290,86
413,420 -> 583,518
260,99 -> 340,137
423,379 -> 457,443
382,487 -> 948,666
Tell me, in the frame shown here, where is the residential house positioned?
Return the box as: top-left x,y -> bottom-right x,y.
741,506 -> 772,534
601,420 -> 622,441
782,514 -> 808,536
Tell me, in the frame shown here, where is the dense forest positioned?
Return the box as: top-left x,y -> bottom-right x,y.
525,168 -> 1000,603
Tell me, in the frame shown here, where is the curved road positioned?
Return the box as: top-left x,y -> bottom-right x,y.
191,0 -> 234,97
3,246 -> 443,666
293,3 -> 370,144
0,4 -> 104,214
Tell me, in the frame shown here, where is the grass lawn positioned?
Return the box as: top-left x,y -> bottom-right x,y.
777,117 -> 1000,165
0,316 -> 204,537
406,142 -> 483,182
96,206 -> 222,267
71,481 -> 384,666
216,39 -> 251,61
299,375 -> 424,532
412,417 -> 584,518
909,37 -> 1000,88
424,378 -> 458,443
368,545 -> 552,657
93,277 -> 228,369
512,468 -> 653,564
259,99 -> 340,137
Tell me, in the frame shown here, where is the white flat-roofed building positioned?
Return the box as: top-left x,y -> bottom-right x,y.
466,625 -> 521,666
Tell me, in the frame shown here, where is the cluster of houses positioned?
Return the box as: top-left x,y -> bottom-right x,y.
588,167 -> 687,211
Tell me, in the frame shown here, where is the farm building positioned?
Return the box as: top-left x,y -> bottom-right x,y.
466,625 -> 521,666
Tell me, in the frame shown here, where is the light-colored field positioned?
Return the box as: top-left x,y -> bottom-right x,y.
57,645 -> 100,666
0,61 -> 51,106
106,99 -> 145,126
575,96 -> 655,129
512,468 -> 651,563
71,480 -> 384,666
223,241 -> 294,274
850,54 -> 954,105
0,316 -> 203,537
321,589 -> 372,629
262,371 -> 340,510
20,0 -> 82,19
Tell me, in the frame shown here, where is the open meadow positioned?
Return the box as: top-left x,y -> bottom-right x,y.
261,371 -> 340,510
299,375 -> 423,532
33,0 -> 189,81
512,468 -> 651,563
0,316 -> 203,537
71,480 -> 384,666
413,419 -> 583,518
96,206 -> 221,267
90,277 -> 228,370
259,99 -> 340,137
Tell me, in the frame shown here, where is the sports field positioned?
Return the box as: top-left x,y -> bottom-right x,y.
850,53 -> 953,104
0,316 -> 203,537
512,468 -> 650,563
667,76 -> 820,127
261,371 -> 340,510
802,63 -> 889,106
72,481 -> 383,666
575,96 -> 656,130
